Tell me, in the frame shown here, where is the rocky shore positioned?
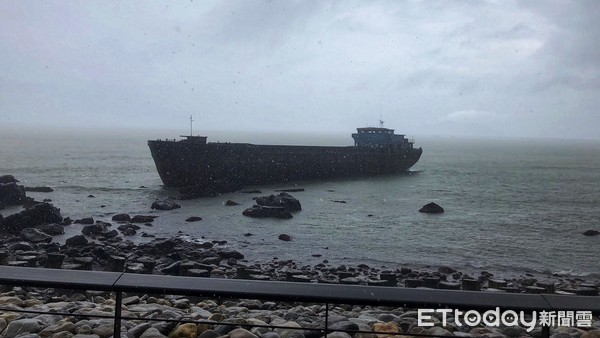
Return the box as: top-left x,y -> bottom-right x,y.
1,175 -> 599,337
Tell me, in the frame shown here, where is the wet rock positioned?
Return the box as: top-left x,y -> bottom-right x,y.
418,202 -> 444,214
74,217 -> 94,225
217,249 -> 244,260
36,223 -> 65,235
225,200 -> 240,206
275,188 -> 305,192
243,206 -> 293,219
131,215 -> 158,223
82,223 -> 107,236
0,182 -> 26,205
583,230 -> 600,236
185,216 -> 202,222
117,223 -> 140,236
151,199 -> 181,210
20,228 -> 52,243
254,192 -> 302,211
0,175 -> 19,184
25,186 -> 54,192
278,234 -> 292,241
8,241 -> 34,251
65,234 -> 89,246
112,213 -> 131,222
332,200 -> 347,204
1,202 -> 62,233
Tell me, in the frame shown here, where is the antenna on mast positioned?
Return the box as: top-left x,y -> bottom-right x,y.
189,115 -> 194,136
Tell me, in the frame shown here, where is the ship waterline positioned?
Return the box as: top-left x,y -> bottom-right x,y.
148,128 -> 423,188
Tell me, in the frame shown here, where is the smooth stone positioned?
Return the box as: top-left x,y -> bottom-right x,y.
425,327 -> 453,337
326,333 -> 352,338
3,318 -> 43,338
168,323 -> 197,338
229,328 -> 259,338
328,321 -> 358,332
198,330 -> 220,338
140,328 -> 168,338
127,323 -> 152,338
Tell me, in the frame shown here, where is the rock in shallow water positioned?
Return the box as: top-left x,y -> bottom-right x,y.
418,202 -> 444,214
151,199 -> 181,210
583,229 -> 599,236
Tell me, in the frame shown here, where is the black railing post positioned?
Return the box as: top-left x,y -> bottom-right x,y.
541,325 -> 550,338
324,303 -> 329,337
114,291 -> 123,338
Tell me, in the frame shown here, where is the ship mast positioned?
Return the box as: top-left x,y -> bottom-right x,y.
189,115 -> 194,136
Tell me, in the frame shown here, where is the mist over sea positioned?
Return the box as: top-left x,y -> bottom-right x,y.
1,127 -> 599,281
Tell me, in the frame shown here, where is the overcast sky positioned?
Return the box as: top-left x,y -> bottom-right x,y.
1,1 -> 599,139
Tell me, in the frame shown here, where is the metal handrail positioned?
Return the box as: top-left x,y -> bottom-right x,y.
1,266 -> 598,337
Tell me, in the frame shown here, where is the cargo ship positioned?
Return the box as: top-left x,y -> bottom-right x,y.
148,123 -> 422,190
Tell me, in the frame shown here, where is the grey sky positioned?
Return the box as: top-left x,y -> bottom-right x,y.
1,1 -> 599,140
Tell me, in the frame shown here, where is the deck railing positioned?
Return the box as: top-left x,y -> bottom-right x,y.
0,266 -> 598,338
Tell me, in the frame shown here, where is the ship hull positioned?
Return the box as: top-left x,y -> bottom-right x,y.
148,141 -> 422,188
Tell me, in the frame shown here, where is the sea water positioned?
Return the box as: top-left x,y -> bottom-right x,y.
1,127 -> 599,280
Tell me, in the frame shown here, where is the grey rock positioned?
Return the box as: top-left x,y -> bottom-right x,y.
36,223 -> 64,235
3,318 -> 43,338
198,330 -> 220,338
502,326 -> 528,337
65,235 -> 88,246
262,333 -> 281,338
328,321 -> 359,332
0,182 -> 26,205
111,213 -> 131,222
326,333 -> 352,338
419,202 -> 444,214
0,175 -> 19,184
229,328 -> 259,338
81,224 -> 106,236
20,228 -> 52,243
151,199 -> 181,211
139,328 -> 167,338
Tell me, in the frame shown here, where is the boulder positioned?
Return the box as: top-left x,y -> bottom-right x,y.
278,234 -> 292,241
216,248 -> 244,260
185,216 -> 202,222
242,205 -> 293,219
151,199 -> 181,210
65,234 -> 88,246
418,202 -> 444,214
112,213 -> 131,222
20,228 -> 52,243
36,223 -> 65,235
74,217 -> 94,224
583,229 -> 600,236
253,192 -> 302,211
1,202 -> 62,233
82,223 -> 108,236
0,182 -> 26,205
0,175 -> 19,184
224,200 -> 240,206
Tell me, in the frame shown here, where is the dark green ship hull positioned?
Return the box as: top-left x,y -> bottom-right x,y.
148,140 -> 422,188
